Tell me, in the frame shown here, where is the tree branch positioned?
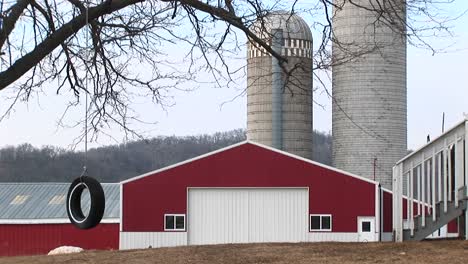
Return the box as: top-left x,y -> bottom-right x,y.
0,0 -> 32,50
0,0 -> 143,89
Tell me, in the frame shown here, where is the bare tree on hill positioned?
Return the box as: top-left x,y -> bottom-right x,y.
0,0 -> 462,139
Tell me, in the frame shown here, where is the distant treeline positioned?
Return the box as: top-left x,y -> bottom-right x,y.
0,129 -> 331,182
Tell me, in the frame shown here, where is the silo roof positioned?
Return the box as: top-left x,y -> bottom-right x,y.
0,183 -> 119,221
250,11 -> 312,41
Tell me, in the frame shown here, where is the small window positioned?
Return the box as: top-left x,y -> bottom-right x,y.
310,214 -> 332,231
49,195 -> 65,205
10,195 -> 29,205
164,214 -> 185,231
362,221 -> 371,232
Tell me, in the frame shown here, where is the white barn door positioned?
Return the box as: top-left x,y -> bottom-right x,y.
358,217 -> 376,242
188,188 -> 308,245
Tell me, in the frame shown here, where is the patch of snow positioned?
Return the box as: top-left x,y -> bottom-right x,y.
48,246 -> 84,255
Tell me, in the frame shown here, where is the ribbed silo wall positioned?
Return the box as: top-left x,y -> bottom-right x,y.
332,0 -> 407,189
247,44 -> 313,160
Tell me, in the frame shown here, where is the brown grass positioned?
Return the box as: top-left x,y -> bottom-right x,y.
1,240 -> 468,264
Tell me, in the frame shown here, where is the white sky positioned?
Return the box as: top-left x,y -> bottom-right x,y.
0,2 -> 467,151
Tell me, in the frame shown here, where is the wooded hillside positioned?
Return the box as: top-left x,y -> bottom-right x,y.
0,129 -> 331,182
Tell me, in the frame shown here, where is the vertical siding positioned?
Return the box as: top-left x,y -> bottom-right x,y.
447,218 -> 459,234
381,232 -> 393,242
123,143 -> 377,233
307,232 -> 358,242
188,189 -> 249,245
119,232 -> 187,250
382,191 -> 393,232
188,188 -> 308,245
0,223 -> 119,256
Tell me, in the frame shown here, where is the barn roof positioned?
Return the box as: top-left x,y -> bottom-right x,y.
0,183 -> 119,223
122,141 -> 384,189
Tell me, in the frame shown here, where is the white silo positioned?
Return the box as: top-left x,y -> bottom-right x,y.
332,0 -> 407,189
247,12 -> 313,159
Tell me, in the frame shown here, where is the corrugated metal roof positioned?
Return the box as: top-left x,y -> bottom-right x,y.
0,183 -> 119,220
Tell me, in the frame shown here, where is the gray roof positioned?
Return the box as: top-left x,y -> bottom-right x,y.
250,11 -> 313,41
0,183 -> 119,221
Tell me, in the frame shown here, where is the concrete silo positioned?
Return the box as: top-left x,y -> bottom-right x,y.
247,12 -> 313,159
332,0 -> 407,189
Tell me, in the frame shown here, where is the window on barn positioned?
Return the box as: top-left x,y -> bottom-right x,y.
10,195 -> 29,205
362,221 -> 371,232
49,195 -> 65,205
164,214 -> 185,231
310,214 -> 332,231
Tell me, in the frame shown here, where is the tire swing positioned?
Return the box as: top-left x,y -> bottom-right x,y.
66,173 -> 105,229
66,2 -> 105,230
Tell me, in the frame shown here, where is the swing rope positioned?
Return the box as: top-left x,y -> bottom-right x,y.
80,0 -> 90,181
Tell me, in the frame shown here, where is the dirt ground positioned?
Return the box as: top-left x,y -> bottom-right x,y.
1,240 -> 467,264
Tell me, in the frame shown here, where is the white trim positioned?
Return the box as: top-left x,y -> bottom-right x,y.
120,183 -> 123,232
0,218 -> 119,224
357,216 -> 376,242
248,141 -> 378,185
68,182 -> 89,224
164,214 -> 186,231
121,141 -> 248,184
382,188 -> 392,193
465,120 -> 468,241
187,186 -> 309,190
374,184 -> 380,240
309,214 -> 332,232
0,182 -> 118,186
396,118 -> 467,164
306,232 -> 358,242
446,232 -> 460,238
186,188 -> 190,242
422,154 -> 425,227
121,140 -> 379,186
120,232 -> 187,250
431,149 -> 436,222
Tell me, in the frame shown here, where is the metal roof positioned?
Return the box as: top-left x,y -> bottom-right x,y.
0,183 -> 119,221
250,11 -> 313,41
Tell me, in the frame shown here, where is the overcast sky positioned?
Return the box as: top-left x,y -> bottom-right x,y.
0,1 -> 467,151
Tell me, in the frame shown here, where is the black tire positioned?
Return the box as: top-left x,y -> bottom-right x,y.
66,176 -> 105,229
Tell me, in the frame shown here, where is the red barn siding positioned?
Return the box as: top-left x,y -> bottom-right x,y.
0,223 -> 119,256
447,218 -> 458,234
123,143 -> 376,233
382,190 -> 393,232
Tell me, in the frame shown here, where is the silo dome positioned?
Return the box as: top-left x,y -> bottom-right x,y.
246,11 -> 314,160
249,11 -> 313,42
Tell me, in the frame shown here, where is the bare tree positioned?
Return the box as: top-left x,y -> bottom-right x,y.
0,0 -> 462,139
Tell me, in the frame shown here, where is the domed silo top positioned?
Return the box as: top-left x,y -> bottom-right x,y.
248,11 -> 312,59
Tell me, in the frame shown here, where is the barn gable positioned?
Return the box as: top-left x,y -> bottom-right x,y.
120,141 -> 382,248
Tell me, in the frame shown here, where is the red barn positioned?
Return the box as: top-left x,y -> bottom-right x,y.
120,141 -> 395,249
0,183 -> 119,256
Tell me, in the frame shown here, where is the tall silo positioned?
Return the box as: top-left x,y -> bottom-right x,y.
247,12 -> 313,159
332,0 -> 407,189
